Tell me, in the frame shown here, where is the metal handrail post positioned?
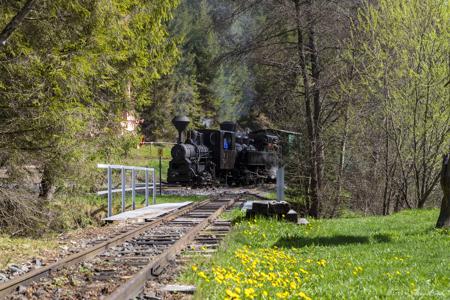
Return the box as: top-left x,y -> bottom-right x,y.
145,169 -> 149,207
97,164 -> 156,217
159,155 -> 162,195
107,166 -> 113,217
152,169 -> 156,205
121,167 -> 126,213
131,169 -> 136,210
276,167 -> 285,201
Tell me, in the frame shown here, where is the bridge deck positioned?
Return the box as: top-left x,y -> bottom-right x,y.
103,202 -> 192,222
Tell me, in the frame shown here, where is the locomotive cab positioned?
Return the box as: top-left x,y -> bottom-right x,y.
197,129 -> 237,173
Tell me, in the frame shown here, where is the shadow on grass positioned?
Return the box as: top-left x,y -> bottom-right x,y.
275,233 -> 391,248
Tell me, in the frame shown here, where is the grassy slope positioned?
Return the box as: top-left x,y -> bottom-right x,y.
119,146 -> 171,181
180,209 -> 449,299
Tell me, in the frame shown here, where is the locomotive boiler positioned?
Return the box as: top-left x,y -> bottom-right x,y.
167,116 -> 281,186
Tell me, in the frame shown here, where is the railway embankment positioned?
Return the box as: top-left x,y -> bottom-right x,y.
0,194 -> 207,285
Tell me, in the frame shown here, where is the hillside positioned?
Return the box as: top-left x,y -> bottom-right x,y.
181,209 -> 449,299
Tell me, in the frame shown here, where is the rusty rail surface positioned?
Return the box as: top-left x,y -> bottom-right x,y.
0,200 -> 209,298
106,196 -> 237,300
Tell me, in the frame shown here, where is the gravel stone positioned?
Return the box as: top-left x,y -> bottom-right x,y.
9,265 -> 23,274
16,285 -> 27,294
33,258 -> 42,267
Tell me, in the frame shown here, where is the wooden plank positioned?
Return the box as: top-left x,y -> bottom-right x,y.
161,285 -> 196,294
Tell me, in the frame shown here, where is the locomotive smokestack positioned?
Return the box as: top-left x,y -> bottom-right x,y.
172,116 -> 190,143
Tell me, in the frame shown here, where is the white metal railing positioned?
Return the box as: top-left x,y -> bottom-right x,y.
97,164 -> 156,217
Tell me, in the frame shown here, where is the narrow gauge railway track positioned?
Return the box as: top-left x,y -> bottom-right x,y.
1,193 -> 241,300
138,210 -> 236,299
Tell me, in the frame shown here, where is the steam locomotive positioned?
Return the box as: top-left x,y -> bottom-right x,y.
167,116 -> 281,186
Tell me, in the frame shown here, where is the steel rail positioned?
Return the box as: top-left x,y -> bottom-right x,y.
0,200 -> 210,298
106,196 -> 237,300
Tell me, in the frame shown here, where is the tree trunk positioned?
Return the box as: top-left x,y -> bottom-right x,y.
331,103 -> 349,217
293,0 -> 319,217
308,8 -> 323,217
382,119 -> 391,215
39,166 -> 55,200
293,0 -> 322,218
0,0 -> 38,48
436,154 -> 450,228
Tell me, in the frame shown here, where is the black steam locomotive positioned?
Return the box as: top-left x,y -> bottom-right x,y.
167,116 -> 281,186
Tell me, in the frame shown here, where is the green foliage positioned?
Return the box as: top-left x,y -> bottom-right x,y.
139,0 -> 254,138
0,0 -> 180,178
0,0 -> 181,234
180,209 -> 449,299
345,0 -> 450,208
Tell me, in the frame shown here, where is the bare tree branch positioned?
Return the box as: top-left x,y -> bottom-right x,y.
0,0 -> 38,48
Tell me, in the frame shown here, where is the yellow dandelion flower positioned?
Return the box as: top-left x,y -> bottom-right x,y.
197,271 -> 207,279
191,265 -> 198,272
317,259 -> 326,267
298,291 -> 312,300
290,281 -> 297,289
244,287 -> 256,299
276,291 -> 289,299
226,289 -> 240,299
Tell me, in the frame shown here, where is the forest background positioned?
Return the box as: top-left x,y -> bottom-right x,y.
0,0 -> 449,235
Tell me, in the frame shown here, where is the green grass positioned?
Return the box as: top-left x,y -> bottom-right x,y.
179,209 -> 450,299
115,146 -> 171,181
0,235 -> 58,269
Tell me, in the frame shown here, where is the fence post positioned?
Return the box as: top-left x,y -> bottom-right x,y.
152,169 -> 156,205
131,169 -> 136,210
276,166 -> 285,201
107,166 -> 113,217
145,169 -> 149,207
121,167 -> 126,213
159,155 -> 162,196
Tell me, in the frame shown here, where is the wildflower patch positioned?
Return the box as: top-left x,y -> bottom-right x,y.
192,246 -> 325,299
